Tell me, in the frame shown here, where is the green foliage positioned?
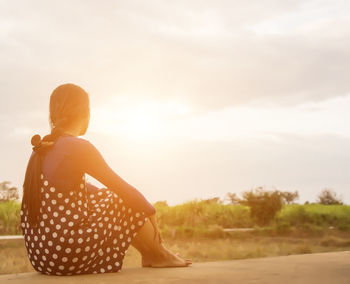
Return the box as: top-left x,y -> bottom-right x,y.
154,198 -> 252,229
239,187 -> 283,226
276,204 -> 350,230
0,201 -> 21,235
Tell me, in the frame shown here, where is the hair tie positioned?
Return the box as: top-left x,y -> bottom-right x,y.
31,134 -> 42,153
31,134 -> 42,147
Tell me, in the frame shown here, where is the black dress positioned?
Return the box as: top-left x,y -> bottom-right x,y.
21,135 -> 156,275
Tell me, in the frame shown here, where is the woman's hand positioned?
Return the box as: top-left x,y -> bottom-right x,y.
148,214 -> 163,244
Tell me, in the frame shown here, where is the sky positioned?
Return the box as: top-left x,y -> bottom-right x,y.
1,0 -> 350,205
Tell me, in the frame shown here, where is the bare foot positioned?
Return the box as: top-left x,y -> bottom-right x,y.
149,246 -> 192,268
142,251 -> 192,267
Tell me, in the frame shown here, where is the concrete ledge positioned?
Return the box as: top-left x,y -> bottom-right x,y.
1,251 -> 350,284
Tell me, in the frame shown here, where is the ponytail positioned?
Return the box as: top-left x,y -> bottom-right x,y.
22,123 -> 67,226
22,83 -> 89,227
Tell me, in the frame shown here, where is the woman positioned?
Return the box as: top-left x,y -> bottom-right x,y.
21,83 -> 192,276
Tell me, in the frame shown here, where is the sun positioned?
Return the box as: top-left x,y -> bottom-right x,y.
90,97 -> 190,142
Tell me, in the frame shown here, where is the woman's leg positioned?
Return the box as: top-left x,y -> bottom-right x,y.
130,214 -> 192,267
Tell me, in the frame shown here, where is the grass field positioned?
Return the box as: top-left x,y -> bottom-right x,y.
1,232 -> 350,275
1,200 -> 350,274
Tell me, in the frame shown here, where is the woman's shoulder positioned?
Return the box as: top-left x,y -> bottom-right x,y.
56,135 -> 95,152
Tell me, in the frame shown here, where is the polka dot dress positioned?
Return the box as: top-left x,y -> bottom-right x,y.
20,173 -> 150,275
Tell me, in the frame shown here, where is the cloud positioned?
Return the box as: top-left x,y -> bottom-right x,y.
1,0 -> 349,115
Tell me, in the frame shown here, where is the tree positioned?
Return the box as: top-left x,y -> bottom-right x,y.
279,190 -> 299,204
153,200 -> 168,207
203,197 -> 222,204
240,186 -> 283,226
0,181 -> 19,202
316,188 -> 343,205
224,192 -> 240,205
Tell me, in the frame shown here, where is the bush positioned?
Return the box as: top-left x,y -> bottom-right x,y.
0,201 -> 21,235
316,188 -> 343,205
240,187 -> 283,226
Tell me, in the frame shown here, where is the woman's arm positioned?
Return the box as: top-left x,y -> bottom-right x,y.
76,139 -> 156,216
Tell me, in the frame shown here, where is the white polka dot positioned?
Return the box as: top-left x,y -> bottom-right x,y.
48,241 -> 53,247
135,212 -> 140,218
43,214 -> 48,219
50,187 -> 55,192
71,203 -> 75,208
115,261 -> 120,266
34,235 -> 38,241
61,217 -> 66,222
107,265 -> 112,270
62,257 -> 68,262
57,192 -> 63,198
76,248 -> 81,253
56,245 -> 61,251
59,205 -> 64,211
52,232 -> 57,238
138,220 -> 143,226
65,248 -> 71,253
78,238 -> 83,244
51,199 -> 57,205
41,235 -> 46,240
52,254 -> 58,259
60,237 -> 65,242
73,214 -> 79,219
64,198 -> 69,203
56,224 -> 61,230
59,265 -> 64,270
68,221 -> 74,227
40,174 -> 44,180
72,257 -> 78,263
68,238 -> 74,244
100,268 -> 105,273
44,180 -> 48,186
41,200 -> 45,206
49,261 -> 54,267
45,193 -> 50,199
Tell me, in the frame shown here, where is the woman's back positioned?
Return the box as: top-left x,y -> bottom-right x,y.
21,134 -> 155,275
41,134 -> 87,191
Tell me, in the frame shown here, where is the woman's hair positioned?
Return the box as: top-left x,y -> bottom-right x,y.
22,83 -> 90,226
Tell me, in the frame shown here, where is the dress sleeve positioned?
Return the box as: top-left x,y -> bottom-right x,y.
77,139 -> 156,216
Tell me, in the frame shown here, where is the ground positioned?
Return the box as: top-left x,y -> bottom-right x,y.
0,251 -> 349,284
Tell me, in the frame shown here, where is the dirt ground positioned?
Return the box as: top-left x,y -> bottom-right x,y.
0,251 -> 349,284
